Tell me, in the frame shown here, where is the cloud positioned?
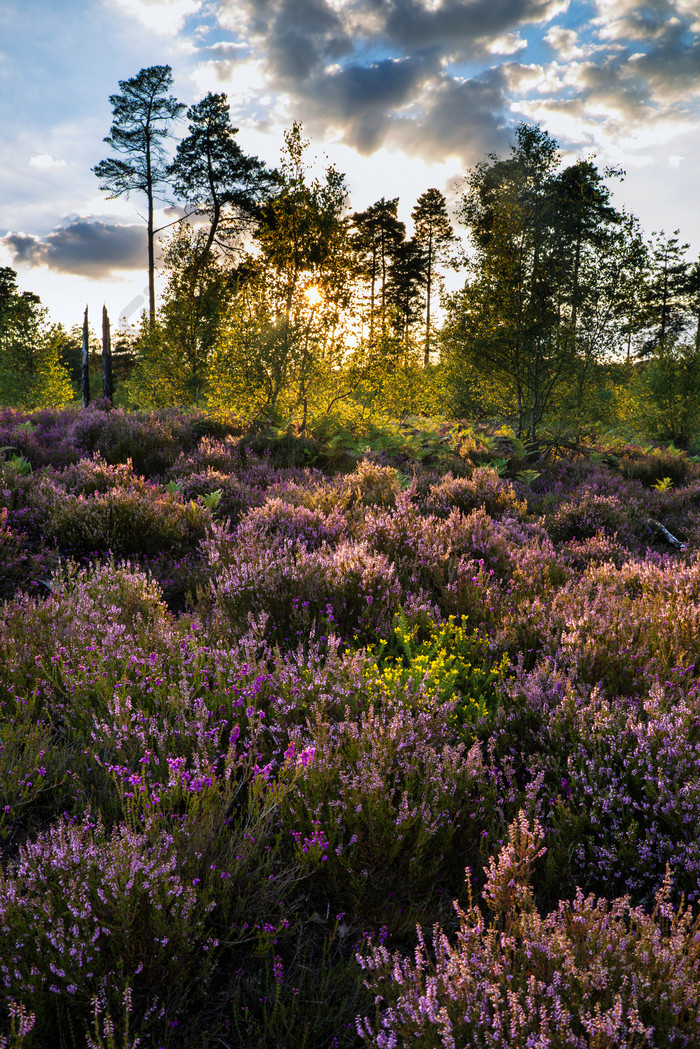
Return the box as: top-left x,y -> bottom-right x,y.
544,26 -> 587,59
379,0 -> 569,51
110,0 -> 204,35
589,0 -> 700,106
485,33 -> 528,56
2,220 -> 147,278
206,0 -> 571,159
302,53 -> 437,153
28,154 -> 66,170
388,69 -> 512,162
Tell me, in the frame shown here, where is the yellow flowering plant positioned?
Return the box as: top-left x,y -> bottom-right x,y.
364,612 -> 509,738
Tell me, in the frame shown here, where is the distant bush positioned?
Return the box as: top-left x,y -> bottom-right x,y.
208,538 -> 401,647
69,406 -> 180,477
425,466 -> 527,520
236,497 -> 347,550
619,444 -> 696,487
34,482 -> 209,558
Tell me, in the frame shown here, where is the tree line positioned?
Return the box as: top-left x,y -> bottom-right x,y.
2,64 -> 700,447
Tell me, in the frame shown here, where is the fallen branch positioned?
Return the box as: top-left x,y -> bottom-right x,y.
649,518 -> 686,550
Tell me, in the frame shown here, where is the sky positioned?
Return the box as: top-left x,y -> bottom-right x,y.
1,0 -> 700,330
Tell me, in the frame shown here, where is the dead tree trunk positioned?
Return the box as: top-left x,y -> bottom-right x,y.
102,305 -> 113,403
82,306 -> 90,408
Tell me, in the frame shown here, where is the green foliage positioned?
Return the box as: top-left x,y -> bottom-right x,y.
444,127 -> 631,443
0,693 -> 68,845
200,488 -> 222,511
622,343 -> 700,447
365,613 -> 509,738
0,270 -> 73,410
7,455 -> 31,476
36,484 -> 210,559
618,442 -> 694,486
127,227 -> 232,408
281,703 -> 494,934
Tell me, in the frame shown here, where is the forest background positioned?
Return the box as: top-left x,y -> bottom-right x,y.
2,64 -> 700,451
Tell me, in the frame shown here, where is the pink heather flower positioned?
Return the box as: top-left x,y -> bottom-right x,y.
296,746 -> 315,769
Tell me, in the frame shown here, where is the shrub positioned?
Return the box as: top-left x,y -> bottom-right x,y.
619,445 -> 695,487
425,467 -> 527,520
171,468 -> 260,525
357,813 -> 700,1049
0,510 -> 39,600
283,701 -> 494,933
558,530 -> 632,570
548,490 -> 646,545
36,484 -> 210,559
364,614 -> 509,740
53,455 -> 150,497
236,498 -> 347,551
68,408 -> 180,477
492,664 -> 700,905
341,459 -> 404,511
208,539 -> 401,648
0,816 -> 216,1047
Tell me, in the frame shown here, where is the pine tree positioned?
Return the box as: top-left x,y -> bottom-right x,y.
168,92 -> 277,264
411,188 -> 454,365
350,198 -> 405,344
94,66 -> 185,324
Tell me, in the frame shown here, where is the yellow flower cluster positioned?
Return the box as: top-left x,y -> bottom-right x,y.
365,614 -> 509,736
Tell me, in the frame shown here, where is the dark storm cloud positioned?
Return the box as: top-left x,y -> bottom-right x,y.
2,221 -> 147,277
391,68 -> 513,160
215,0 -> 566,158
304,52 -> 437,152
380,0 -> 566,50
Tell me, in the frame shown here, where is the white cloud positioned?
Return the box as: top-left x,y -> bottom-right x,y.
190,55 -> 279,122
109,0 -> 203,35
544,26 -> 587,59
485,32 -> 528,56
28,154 -> 66,170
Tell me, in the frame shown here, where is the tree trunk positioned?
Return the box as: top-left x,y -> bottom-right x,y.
146,129 -> 156,325
82,306 -> 90,408
102,305 -> 113,402
424,235 -> 433,368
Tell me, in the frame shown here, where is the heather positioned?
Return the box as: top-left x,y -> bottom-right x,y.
2,406 -> 700,1047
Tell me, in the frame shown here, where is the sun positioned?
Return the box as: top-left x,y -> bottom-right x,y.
304,285 -> 323,306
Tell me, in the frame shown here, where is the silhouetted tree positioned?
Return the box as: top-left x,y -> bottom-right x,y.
168,91 -> 277,268
102,306 -> 113,402
386,237 -> 425,344
412,188 -> 454,365
94,66 -> 185,324
350,198 -> 405,343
